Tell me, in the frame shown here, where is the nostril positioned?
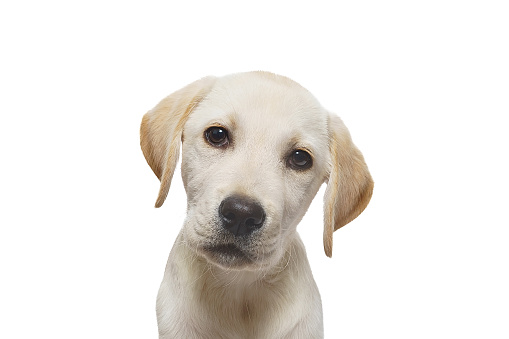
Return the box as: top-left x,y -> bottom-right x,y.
223,212 -> 235,221
246,215 -> 264,227
245,218 -> 255,228
220,201 -> 236,222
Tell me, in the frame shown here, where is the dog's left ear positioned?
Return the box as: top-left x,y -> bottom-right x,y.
140,76 -> 216,207
323,114 -> 374,257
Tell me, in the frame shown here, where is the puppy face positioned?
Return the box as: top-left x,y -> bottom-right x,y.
180,73 -> 330,269
140,71 -> 373,270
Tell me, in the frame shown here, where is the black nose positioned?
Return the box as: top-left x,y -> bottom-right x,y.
219,195 -> 265,236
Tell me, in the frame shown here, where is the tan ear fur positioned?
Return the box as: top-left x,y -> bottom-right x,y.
140,76 -> 216,207
323,114 -> 374,257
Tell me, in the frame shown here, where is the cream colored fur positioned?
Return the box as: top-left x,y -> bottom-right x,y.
140,72 -> 373,338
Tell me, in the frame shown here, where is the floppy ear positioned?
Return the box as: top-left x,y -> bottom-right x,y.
323,114 -> 374,257
140,76 -> 216,207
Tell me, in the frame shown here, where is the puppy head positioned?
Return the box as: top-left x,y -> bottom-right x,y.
140,72 -> 373,270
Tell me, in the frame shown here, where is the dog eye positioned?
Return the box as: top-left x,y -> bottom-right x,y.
287,149 -> 312,170
205,126 -> 229,147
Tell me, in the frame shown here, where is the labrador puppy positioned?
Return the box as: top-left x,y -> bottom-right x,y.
140,71 -> 373,338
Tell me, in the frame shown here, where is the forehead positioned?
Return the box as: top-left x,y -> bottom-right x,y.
188,72 -> 329,148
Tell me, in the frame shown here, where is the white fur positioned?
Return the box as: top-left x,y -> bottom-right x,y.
140,72 -> 373,338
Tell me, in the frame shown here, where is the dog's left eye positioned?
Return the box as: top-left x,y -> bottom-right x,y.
205,126 -> 229,147
287,149 -> 312,170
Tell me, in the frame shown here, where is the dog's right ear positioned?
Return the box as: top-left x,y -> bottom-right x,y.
140,76 -> 216,208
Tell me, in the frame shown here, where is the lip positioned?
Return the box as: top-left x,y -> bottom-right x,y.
203,243 -> 252,268
207,243 -> 245,256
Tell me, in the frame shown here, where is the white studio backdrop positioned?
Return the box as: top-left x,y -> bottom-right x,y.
1,0 -> 508,338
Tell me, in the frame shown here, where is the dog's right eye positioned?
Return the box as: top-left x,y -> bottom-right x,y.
205,126 -> 229,147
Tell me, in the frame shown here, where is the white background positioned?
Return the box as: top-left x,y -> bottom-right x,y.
1,0 -> 508,338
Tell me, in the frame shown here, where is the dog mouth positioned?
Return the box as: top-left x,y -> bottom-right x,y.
203,243 -> 253,268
